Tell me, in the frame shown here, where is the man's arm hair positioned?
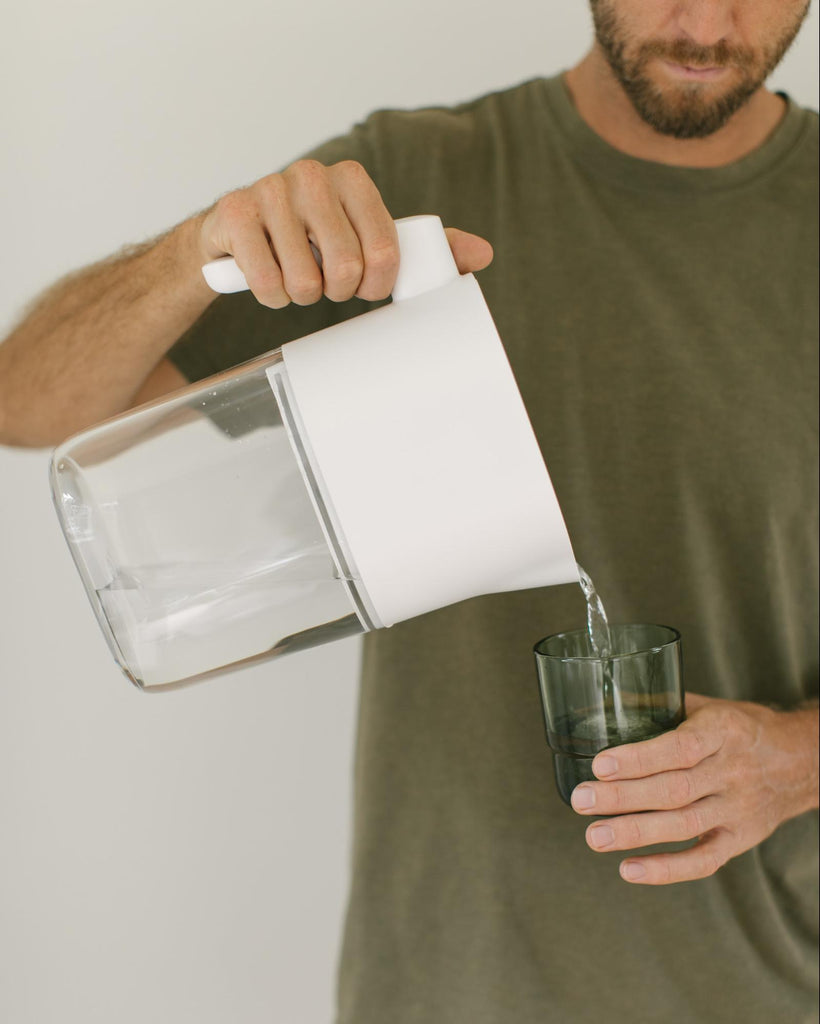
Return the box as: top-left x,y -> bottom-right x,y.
0,214 -> 214,448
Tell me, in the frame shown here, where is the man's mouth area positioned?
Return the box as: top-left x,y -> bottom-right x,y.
659,60 -> 731,81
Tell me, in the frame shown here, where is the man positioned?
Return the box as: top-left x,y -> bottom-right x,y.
1,1 -> 817,1021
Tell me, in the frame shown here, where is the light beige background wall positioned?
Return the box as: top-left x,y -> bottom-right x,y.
1,3 -> 817,1021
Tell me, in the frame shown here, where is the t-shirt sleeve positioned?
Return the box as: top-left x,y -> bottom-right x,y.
166,119 -> 386,383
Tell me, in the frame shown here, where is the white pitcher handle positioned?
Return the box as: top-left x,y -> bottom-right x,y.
201,216 -> 458,301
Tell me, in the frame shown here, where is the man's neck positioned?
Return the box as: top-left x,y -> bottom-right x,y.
564,46 -> 787,169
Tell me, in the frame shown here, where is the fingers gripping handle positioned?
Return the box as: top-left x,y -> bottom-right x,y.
200,216 -> 459,302
202,242 -> 322,294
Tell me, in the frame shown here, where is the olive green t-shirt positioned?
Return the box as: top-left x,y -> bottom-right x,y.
169,75 -> 819,1024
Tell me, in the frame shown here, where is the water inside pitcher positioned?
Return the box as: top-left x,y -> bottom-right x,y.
51,350 -> 369,691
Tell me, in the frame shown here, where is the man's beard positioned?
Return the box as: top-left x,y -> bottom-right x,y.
590,0 -> 810,139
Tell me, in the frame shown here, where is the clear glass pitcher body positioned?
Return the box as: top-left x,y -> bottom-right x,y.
50,350 -> 368,692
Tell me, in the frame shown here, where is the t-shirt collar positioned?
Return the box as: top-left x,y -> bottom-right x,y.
541,72 -> 809,193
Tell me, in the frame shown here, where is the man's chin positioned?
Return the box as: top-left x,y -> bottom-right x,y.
629,68 -> 757,139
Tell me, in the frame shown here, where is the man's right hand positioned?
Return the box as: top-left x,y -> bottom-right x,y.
0,157 -> 493,447
196,159 -> 493,309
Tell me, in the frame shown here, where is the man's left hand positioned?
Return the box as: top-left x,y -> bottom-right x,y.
570,692 -> 819,884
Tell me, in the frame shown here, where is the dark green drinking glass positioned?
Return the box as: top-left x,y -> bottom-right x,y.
533,624 -> 684,806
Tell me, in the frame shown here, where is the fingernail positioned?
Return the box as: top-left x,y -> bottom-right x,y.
621,861 -> 646,882
593,755 -> 618,778
588,824 -> 614,849
571,785 -> 596,810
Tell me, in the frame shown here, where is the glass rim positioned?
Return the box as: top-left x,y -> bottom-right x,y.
533,623 -> 681,663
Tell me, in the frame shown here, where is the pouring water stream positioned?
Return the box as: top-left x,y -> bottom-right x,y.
576,564 -> 627,733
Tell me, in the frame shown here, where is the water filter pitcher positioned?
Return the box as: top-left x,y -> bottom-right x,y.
50,216 -> 578,691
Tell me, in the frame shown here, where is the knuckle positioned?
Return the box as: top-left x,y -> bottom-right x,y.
286,159 -> 330,196
711,705 -> 730,731
296,157 -> 326,176
716,704 -> 744,737
286,158 -> 322,180
366,237 -> 400,269
730,708 -> 756,745
664,770 -> 694,807
252,269 -> 280,295
610,784 -> 629,814
681,805 -> 705,838
623,817 -> 643,847
242,261 -> 286,307
286,274 -> 323,305
258,173 -> 288,206
217,190 -> 253,226
656,858 -> 673,884
633,743 -> 650,776
333,158 -> 370,183
676,728 -> 704,768
330,255 -> 365,286
359,240 -> 400,296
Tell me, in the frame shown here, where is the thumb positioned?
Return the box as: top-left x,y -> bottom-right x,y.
444,227 -> 494,274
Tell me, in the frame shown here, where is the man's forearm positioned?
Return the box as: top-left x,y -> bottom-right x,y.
0,213 -> 215,448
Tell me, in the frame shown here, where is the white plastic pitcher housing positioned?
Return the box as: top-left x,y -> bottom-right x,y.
50,215 -> 578,691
